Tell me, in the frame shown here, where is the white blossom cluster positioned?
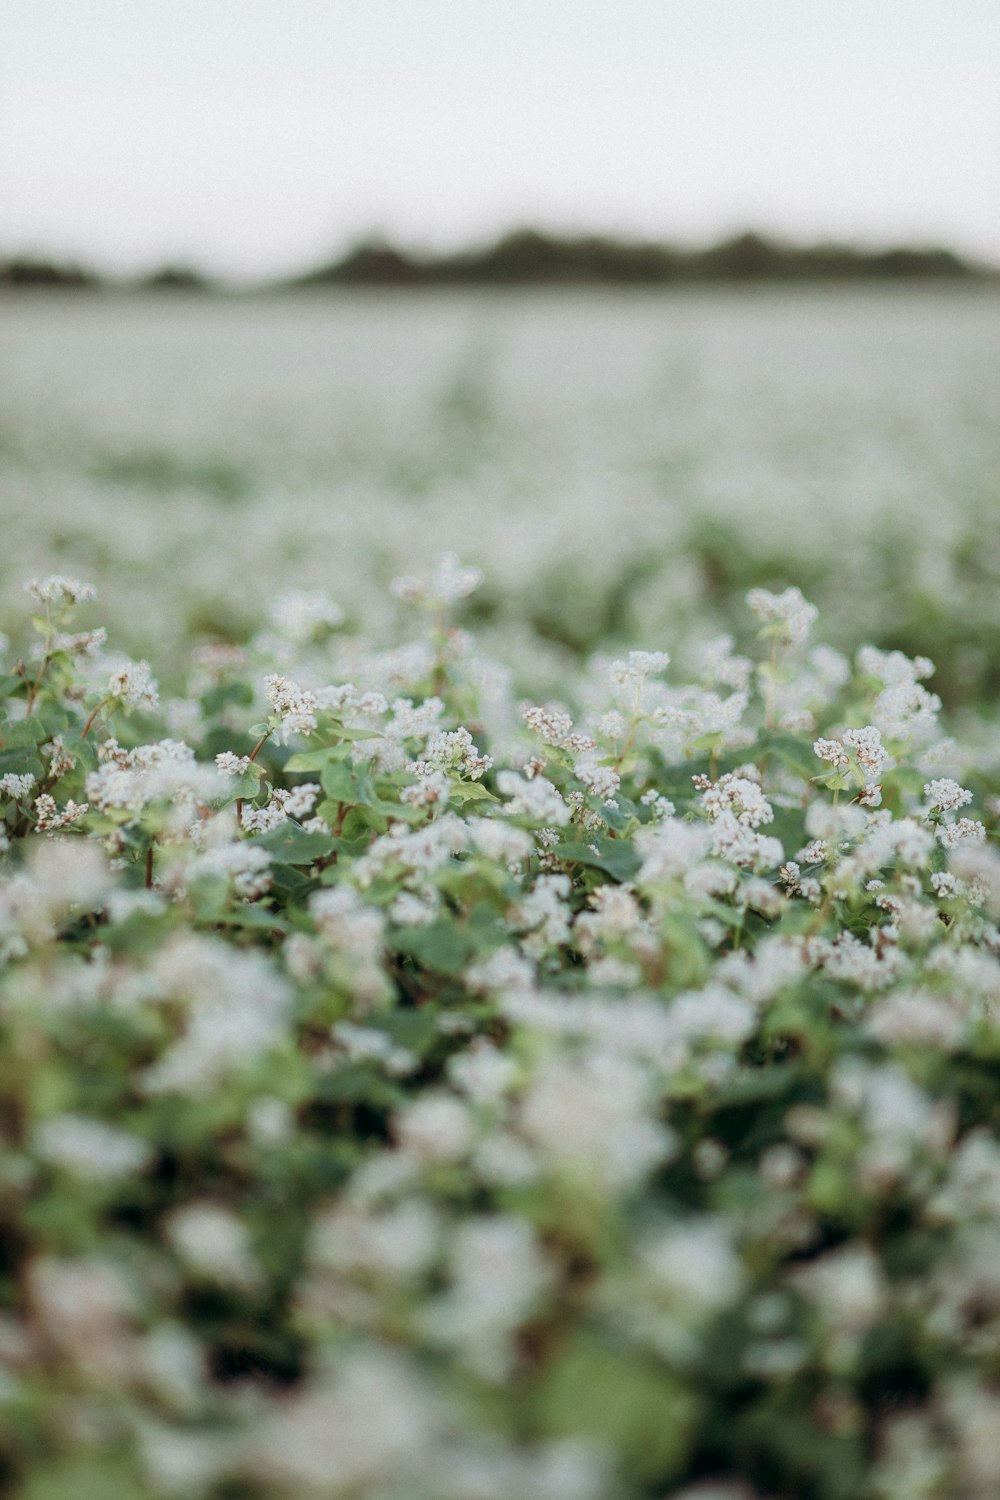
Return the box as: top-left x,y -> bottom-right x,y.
0,566 -> 998,1500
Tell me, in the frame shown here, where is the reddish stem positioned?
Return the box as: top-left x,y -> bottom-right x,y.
615,719 -> 638,774
25,655 -> 50,714
80,699 -> 107,740
145,845 -> 154,890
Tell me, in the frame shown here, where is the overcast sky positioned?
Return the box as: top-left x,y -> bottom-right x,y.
2,1 -> 998,278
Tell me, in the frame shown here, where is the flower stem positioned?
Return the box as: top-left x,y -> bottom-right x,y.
25,607 -> 53,713
80,698 -> 108,740
25,655 -> 50,714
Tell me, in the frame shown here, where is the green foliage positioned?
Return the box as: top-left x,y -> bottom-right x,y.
0,567 -> 998,1500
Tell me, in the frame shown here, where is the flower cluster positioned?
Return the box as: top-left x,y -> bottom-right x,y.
0,567 -> 998,1500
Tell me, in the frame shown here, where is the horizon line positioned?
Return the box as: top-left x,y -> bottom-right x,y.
2,224 -> 998,291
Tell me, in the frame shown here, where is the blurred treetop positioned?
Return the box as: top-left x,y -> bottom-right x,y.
1,229 -> 993,293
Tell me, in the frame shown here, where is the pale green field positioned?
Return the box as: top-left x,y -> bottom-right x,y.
3,287 -> 1000,699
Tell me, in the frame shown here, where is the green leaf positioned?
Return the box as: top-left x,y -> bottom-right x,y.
759,731 -> 818,782
536,1337 -> 698,1482
284,745 -> 346,773
378,1008 -> 439,1054
200,680 -> 254,716
448,780 -> 499,804
0,749 -> 44,780
207,906 -> 291,932
213,765 -> 266,804
553,839 -> 640,882
0,715 -> 48,749
18,1454 -> 148,1500
316,1064 -> 405,1108
321,759 -> 375,804
392,919 -> 477,975
712,1062 -> 804,1107
601,798 -> 634,832
258,825 -> 336,864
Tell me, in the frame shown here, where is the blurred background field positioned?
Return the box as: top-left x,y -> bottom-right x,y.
3,283 -> 1000,706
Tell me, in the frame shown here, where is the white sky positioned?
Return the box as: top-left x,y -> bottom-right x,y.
2,1 -> 998,278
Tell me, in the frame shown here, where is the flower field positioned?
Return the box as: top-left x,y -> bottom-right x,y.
2,290 -> 1000,1500
3,289 -> 1000,707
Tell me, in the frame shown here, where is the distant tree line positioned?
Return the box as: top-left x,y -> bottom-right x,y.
291,229 -> 984,288
1,230 -> 993,292
0,259 -> 215,291
0,257 -> 103,289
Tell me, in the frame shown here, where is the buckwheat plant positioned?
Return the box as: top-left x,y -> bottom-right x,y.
0,565 -> 998,1500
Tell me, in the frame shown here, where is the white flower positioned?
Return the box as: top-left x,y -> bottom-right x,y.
609,650 -> 670,689
390,890 -> 440,927
872,681 -> 941,742
423,725 -> 492,779
746,586 -> 818,646
700,772 -> 774,829
465,945 -> 536,995
166,1204 -> 259,1290
42,737 -> 75,777
425,1215 -> 551,1377
29,1257 -> 134,1381
517,1049 -> 675,1193
189,839 -> 272,899
791,1245 -> 885,1333
107,658 -> 159,711
697,634 -> 753,691
857,645 -> 934,685
53,627 -> 107,656
248,1353 -> 435,1494
86,739 -> 218,818
522,703 -> 575,746
268,589 -> 344,643
447,1041 -> 516,1105
390,551 -> 482,606
466,818 -> 534,864
0,772 -> 36,799
938,818 -> 987,849
641,1217 -> 744,1313
241,798 -> 287,834
814,737 -> 849,772
25,575 -> 96,608
397,1094 -> 473,1163
33,794 -> 89,831
842,725 -> 888,783
635,817 -> 710,885
400,767 -> 451,809
576,758 -> 621,804
215,752 -> 251,776
140,938 -> 289,1094
496,769 -> 570,827
924,778 -> 973,813
34,1114 -> 153,1181
384,696 -> 444,742
264,674 -> 318,741
283,782 -> 320,819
